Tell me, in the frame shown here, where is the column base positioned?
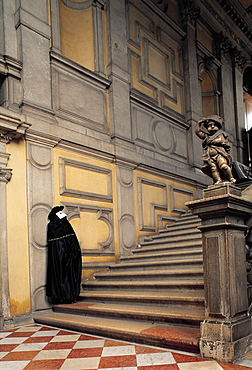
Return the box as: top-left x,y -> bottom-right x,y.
200,319 -> 252,363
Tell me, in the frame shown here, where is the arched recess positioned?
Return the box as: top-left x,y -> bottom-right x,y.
243,66 -> 252,167
200,69 -> 217,117
50,0 -> 105,74
243,67 -> 252,131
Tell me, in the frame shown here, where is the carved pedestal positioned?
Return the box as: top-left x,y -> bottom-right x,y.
187,183 -> 252,363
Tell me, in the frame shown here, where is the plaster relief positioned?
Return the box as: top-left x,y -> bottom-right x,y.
170,186 -> 194,214
59,157 -> 112,202
53,69 -> 106,130
63,202 -> 114,255
120,215 -> 135,250
152,119 -> 174,152
138,178 -> 167,231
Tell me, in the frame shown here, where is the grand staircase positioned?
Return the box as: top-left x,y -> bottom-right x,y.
34,213 -> 205,353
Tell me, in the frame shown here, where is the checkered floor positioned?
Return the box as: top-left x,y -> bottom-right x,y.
0,324 -> 252,369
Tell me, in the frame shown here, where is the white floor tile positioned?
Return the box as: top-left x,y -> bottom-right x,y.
60,357 -> 100,370
0,337 -> 26,345
178,361 -> 224,370
0,331 -> 13,338
73,339 -> 105,349
31,330 -> 59,337
0,352 -> 8,359
0,361 -> 30,370
33,348 -> 71,360
12,342 -> 47,352
50,334 -> 80,342
99,367 -> 138,370
102,345 -> 136,357
136,351 -> 176,366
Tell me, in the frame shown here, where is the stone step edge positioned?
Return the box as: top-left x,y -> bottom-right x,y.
109,259 -> 203,271
93,270 -> 204,279
121,250 -> 202,261
79,292 -> 204,306
52,302 -> 205,326
148,229 -> 201,239
33,311 -> 200,353
131,245 -> 202,253
82,280 -> 204,288
140,236 -> 202,247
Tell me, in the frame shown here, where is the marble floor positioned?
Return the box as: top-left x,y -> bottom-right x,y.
0,324 -> 252,370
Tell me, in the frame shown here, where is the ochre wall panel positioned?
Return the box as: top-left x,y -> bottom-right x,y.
59,1 -> 94,70
7,140 -> 31,317
128,1 -> 184,115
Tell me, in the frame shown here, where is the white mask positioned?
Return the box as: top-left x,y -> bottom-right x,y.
56,211 -> 67,219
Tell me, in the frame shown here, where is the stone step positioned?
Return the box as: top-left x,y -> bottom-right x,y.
33,310 -> 201,353
109,257 -> 203,271
93,268 -> 203,281
52,301 -> 205,326
140,233 -> 202,247
162,217 -> 201,234
81,280 -> 204,293
149,225 -> 201,239
120,248 -> 202,263
131,243 -> 202,256
79,290 -> 204,307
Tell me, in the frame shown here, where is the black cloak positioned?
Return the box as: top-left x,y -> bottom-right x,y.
46,206 -> 82,304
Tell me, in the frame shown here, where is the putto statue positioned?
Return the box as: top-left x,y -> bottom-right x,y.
195,115 -> 236,185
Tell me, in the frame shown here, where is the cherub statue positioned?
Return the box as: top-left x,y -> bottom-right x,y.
195,115 -> 236,185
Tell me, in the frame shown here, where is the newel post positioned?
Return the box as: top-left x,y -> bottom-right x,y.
186,183 -> 252,363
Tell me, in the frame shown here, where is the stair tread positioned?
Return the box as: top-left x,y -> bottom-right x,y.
122,249 -> 202,260
94,268 -> 203,278
80,291 -> 204,300
110,258 -> 203,270
150,229 -> 201,238
53,302 -> 205,320
141,236 -> 202,245
83,280 -> 203,286
34,311 -> 201,352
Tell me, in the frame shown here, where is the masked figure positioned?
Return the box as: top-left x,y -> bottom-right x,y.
46,206 -> 82,304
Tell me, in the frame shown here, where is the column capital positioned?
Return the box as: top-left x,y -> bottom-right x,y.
0,168 -> 12,183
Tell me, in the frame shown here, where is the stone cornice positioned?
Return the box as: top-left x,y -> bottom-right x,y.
215,0 -> 252,41
198,0 -> 252,49
0,107 -> 31,140
0,55 -> 22,79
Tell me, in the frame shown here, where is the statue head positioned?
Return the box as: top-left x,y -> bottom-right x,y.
203,115 -> 223,135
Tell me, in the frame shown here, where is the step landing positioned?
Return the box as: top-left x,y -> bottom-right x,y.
34,308 -> 201,353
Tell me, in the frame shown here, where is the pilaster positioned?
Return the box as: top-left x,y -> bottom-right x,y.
187,183 -> 252,363
107,0 -> 132,144
180,0 -> 202,170
0,107 -> 30,329
116,160 -> 136,256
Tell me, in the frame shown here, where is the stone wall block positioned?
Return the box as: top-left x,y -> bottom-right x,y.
117,164 -> 136,255
27,143 -> 53,311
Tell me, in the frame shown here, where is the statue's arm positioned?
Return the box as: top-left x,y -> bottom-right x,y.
195,119 -> 206,140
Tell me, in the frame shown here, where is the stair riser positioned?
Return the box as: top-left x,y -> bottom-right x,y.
52,306 -> 203,326
131,246 -> 202,254
93,273 -> 204,281
140,237 -> 202,247
82,286 -> 204,294
146,229 -> 201,240
109,262 -> 203,272
159,223 -> 201,234
121,253 -> 202,263
79,295 -> 205,308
